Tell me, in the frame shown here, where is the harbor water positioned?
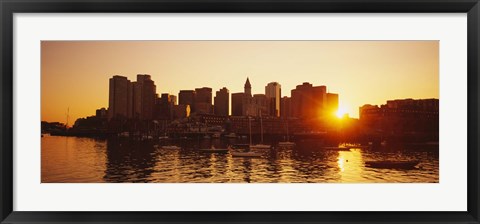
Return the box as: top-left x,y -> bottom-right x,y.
41,135 -> 439,183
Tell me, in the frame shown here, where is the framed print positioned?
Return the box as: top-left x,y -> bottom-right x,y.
1,0 -> 479,223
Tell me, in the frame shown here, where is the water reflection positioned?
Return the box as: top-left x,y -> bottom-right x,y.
337,149 -> 365,182
42,135 -> 439,183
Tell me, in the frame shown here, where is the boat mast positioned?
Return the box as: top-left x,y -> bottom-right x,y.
249,116 -> 252,146
286,118 -> 289,142
260,110 -> 263,144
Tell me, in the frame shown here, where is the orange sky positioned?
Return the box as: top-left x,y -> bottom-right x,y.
41,41 -> 438,123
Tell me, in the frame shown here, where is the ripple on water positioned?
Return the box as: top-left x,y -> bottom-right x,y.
42,136 -> 439,183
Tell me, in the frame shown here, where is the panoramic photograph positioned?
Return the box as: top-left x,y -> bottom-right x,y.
41,41 -> 439,183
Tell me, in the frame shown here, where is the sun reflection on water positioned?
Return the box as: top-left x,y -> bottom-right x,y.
336,149 -> 365,182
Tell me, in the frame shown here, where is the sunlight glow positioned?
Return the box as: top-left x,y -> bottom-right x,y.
336,106 -> 348,118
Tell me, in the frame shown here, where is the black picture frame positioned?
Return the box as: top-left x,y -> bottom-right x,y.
1,0 -> 479,223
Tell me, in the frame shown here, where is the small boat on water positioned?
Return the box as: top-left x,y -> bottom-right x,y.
231,151 -> 263,157
161,145 -> 181,150
365,160 -> 420,169
212,133 -> 221,138
199,146 -> 230,153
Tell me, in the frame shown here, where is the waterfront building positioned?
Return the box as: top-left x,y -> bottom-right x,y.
359,98 -> 439,136
265,82 -> 281,117
169,95 -> 177,105
155,93 -> 175,120
195,87 -> 213,114
179,90 -> 196,112
108,75 -> 132,120
231,77 -> 256,117
290,82 -> 327,119
231,93 -> 245,116
250,94 -> 269,117
132,74 -> 156,120
96,108 -> 108,119
281,96 -> 291,118
214,87 -> 229,116
326,93 -> 339,118
173,104 -> 191,119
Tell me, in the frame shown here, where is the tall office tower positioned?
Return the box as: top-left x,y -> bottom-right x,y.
132,74 -> 156,120
214,87 -> 229,116
265,82 -> 282,117
155,93 -> 175,119
195,87 -> 213,114
290,82 -> 327,119
169,95 -> 177,105
280,96 -> 291,118
108,75 -> 132,120
326,93 -> 339,117
231,93 -> 245,116
179,90 -> 196,112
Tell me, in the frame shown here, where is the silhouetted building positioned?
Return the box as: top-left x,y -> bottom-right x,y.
326,93 -> 339,118
132,74 -> 156,120
265,82 -> 281,117
291,82 -> 327,119
250,94 -> 269,117
108,75 -> 132,120
96,108 -> 108,119
359,98 -> 439,137
281,96 -> 291,118
231,78 -> 256,117
231,93 -> 245,116
155,93 -> 175,120
195,87 -> 213,114
244,77 -> 252,97
173,104 -> 191,119
214,87 -> 229,116
179,90 -> 196,112
169,95 -> 177,105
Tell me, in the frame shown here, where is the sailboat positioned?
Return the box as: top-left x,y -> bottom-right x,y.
250,113 -> 271,150
278,118 -> 295,147
231,116 -> 263,158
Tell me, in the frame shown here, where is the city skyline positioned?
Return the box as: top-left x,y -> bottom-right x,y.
42,41 -> 439,123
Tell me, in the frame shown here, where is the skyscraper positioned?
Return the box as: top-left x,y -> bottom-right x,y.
291,82 -> 327,119
214,87 -> 229,116
132,74 -> 156,120
265,82 -> 281,117
195,87 -> 213,114
179,90 -> 196,112
231,93 -> 245,116
108,75 -> 131,120
281,96 -> 291,118
326,93 -> 339,117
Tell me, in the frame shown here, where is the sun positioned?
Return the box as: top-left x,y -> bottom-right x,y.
335,106 -> 348,118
